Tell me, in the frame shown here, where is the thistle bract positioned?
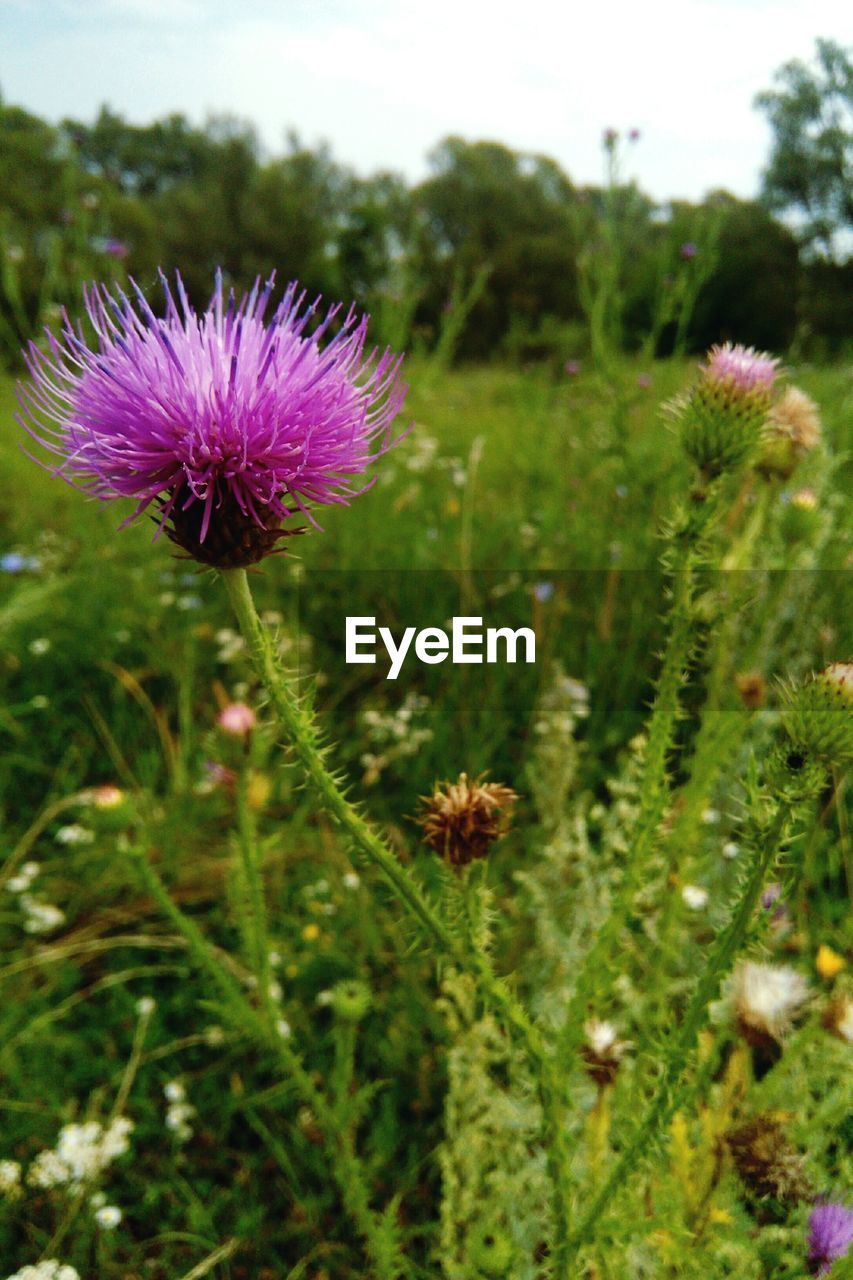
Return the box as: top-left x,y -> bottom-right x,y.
17,271 -> 408,567
678,342 -> 779,476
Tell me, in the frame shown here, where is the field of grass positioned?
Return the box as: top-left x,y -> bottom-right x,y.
0,354 -> 851,1279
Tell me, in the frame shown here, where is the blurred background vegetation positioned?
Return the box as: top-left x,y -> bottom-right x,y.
1,38 -> 851,371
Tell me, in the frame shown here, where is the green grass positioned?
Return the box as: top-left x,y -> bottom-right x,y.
0,357 -> 850,1279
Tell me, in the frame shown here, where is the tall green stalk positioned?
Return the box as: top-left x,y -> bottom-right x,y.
219,567 -> 579,1276
556,486 -> 724,1066
563,770 -> 817,1261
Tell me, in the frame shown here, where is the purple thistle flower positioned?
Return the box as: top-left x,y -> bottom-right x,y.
680,241 -> 698,260
564,359 -> 582,377
808,1203 -> 853,1275
17,271 -> 408,567
703,342 -> 779,394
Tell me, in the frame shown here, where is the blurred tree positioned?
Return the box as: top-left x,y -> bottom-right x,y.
687,194 -> 800,353
755,39 -> 852,261
60,106 -> 216,195
412,138 -> 580,358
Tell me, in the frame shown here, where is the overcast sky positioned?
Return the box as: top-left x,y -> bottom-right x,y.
1,0 -> 848,203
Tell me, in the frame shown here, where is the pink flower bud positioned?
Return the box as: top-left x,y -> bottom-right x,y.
218,703 -> 257,736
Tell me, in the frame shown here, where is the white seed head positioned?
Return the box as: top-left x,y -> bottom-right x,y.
732,961 -> 810,1039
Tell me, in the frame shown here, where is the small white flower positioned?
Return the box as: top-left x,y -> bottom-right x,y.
316,989 -> 334,1007
89,1190 -> 106,1208
6,1262 -> 81,1280
722,841 -> 739,860
136,996 -> 156,1017
0,1159 -> 22,1198
94,1203 -> 122,1229
276,1019 -> 292,1039
343,871 -> 360,890
20,897 -> 65,934
54,824 -> 94,846
203,1025 -> 226,1047
163,1080 -> 186,1103
165,1101 -> 195,1142
682,884 -> 709,910
268,949 -> 282,968
268,980 -> 283,1003
701,807 -> 721,825
28,638 -> 51,656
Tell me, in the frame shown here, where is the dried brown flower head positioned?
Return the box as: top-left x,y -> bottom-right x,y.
726,1113 -> 813,1204
758,385 -> 822,479
736,672 -> 767,710
822,994 -> 853,1044
418,772 -> 517,866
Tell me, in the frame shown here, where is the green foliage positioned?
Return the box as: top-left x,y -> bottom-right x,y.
0,359 -> 851,1277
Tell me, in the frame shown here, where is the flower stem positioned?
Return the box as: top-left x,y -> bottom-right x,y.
556,489 -> 722,1066
235,767 -> 276,1030
220,567 -> 578,1272
563,799 -> 792,1260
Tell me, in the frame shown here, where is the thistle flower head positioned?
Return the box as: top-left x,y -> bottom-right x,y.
582,1018 -> 630,1086
782,663 -> 853,765
677,342 -> 780,476
807,1203 -> 853,1275
757,384 -> 822,480
726,1113 -> 813,1204
18,271 -> 408,567
417,772 -> 517,867
731,960 -> 810,1044
703,343 -> 779,393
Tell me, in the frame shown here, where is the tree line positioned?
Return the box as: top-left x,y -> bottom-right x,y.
1,40 -> 850,367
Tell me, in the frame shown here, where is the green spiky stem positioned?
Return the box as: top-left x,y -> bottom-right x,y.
220,567 -> 578,1275
556,486 -> 723,1067
563,794 -> 796,1261
129,844 -> 405,1279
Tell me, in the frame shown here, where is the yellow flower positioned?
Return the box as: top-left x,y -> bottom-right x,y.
709,1207 -> 733,1226
246,770 -> 271,812
302,923 -> 321,943
816,944 -> 845,980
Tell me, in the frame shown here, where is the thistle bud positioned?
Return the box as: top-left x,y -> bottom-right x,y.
417,773 -> 517,867
726,1114 -> 813,1205
757,386 -> 822,480
330,978 -> 372,1023
782,663 -> 853,765
736,672 -> 767,710
678,343 -> 779,477
780,487 -> 820,543
467,1223 -> 515,1275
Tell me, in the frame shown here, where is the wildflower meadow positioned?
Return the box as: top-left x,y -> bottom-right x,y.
1,40 -> 852,1280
